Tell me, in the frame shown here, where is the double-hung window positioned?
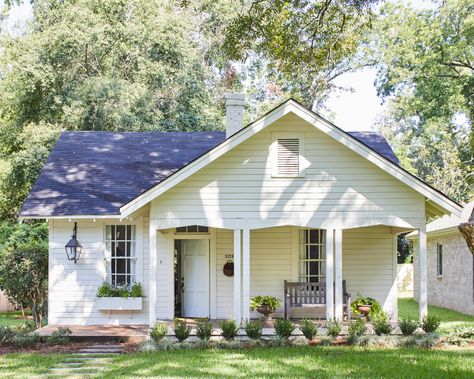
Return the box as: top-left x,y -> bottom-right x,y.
105,225 -> 136,286
299,229 -> 326,283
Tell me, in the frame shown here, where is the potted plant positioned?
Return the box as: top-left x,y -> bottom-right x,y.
250,296 -> 281,319
350,296 -> 381,319
95,282 -> 144,314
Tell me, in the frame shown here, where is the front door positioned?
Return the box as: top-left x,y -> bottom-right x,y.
181,239 -> 210,317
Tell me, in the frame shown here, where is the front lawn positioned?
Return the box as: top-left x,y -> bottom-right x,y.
1,347 -> 473,379
398,298 -> 474,332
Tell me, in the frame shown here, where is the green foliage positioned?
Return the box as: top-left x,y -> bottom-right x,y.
12,333 -> 41,347
300,319 -> 318,340
350,297 -> 382,317
399,319 -> 419,336
219,319 -> 239,340
445,327 -> 474,346
274,318 -> 295,339
348,319 -> 367,337
150,322 -> 168,343
0,239 -> 48,328
173,319 -> 191,342
325,319 -> 342,337
46,327 -> 71,345
0,0 -> 228,220
244,320 -> 262,339
196,320 -> 213,341
223,0 -> 379,107
0,326 -> 16,344
422,315 -> 441,333
96,282 -> 144,298
371,312 -> 393,336
249,296 -> 281,312
371,0 -> 473,202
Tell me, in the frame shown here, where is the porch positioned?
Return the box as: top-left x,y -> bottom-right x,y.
147,224 -> 428,325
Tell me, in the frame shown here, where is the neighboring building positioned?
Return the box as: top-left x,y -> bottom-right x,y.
409,201 -> 474,316
0,290 -> 14,312
19,95 -> 462,326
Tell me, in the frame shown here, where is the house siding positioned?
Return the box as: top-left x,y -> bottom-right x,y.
413,232 -> 474,316
150,113 -> 424,230
48,218 -> 149,325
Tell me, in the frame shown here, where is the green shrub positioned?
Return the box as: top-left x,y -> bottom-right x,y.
249,296 -> 281,312
13,333 -> 41,347
15,322 -> 35,333
399,319 -> 418,336
244,320 -> 262,339
274,318 -> 295,338
196,320 -> 213,341
414,333 -> 439,349
219,319 -> 239,340
300,319 -> 318,340
47,327 -> 72,345
150,322 -> 168,342
350,296 -> 382,317
445,327 -> 474,346
348,319 -> 367,337
371,312 -> 393,336
96,281 -> 144,298
0,326 -> 16,344
271,335 -> 288,347
421,315 -> 440,333
325,319 -> 342,337
173,319 -> 191,342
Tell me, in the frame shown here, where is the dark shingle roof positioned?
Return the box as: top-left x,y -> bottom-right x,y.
20,130 -> 399,217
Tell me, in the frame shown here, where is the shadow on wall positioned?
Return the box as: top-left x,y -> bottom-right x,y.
397,264 -> 413,292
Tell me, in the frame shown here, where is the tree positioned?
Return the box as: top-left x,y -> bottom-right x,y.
371,0 -> 473,203
0,222 -> 48,326
223,0 -> 379,108
0,0 -> 231,220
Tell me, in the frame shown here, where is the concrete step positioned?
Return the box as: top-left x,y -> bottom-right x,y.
73,352 -> 120,356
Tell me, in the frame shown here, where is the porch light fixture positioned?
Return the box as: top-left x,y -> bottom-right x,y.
65,222 -> 82,263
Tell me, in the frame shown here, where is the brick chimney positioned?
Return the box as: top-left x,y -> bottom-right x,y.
225,93 -> 245,138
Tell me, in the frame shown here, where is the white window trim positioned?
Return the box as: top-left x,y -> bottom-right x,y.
298,228 -> 326,283
271,132 -> 306,178
104,223 -> 139,286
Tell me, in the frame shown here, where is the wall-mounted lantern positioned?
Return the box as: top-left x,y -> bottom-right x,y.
65,222 -> 82,263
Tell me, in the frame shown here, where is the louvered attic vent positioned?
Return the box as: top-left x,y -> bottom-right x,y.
277,138 -> 300,176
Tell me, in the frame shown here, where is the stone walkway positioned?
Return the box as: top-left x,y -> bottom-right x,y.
38,344 -> 123,379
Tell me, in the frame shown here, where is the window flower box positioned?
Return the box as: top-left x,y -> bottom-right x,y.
96,297 -> 143,318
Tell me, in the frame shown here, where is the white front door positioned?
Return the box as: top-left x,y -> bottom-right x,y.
181,239 -> 210,317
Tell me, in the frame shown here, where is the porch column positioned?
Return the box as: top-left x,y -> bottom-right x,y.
325,229 -> 334,320
334,229 -> 343,320
148,220 -> 158,326
233,229 -> 242,322
419,225 -> 428,320
242,228 -> 250,321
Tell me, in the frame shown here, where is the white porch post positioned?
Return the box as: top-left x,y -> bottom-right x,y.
419,224 -> 428,320
148,220 -> 158,326
242,229 -> 250,321
334,229 -> 343,320
325,229 -> 334,320
233,229 -> 242,322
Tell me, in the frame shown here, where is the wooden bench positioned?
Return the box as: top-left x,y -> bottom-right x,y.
284,280 -> 351,320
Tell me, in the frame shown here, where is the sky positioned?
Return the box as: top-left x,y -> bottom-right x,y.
2,0 -> 434,132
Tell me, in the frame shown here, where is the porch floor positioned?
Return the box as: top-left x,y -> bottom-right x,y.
35,324 -> 149,342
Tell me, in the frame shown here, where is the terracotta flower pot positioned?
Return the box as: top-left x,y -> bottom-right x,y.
357,304 -> 372,316
256,304 -> 275,316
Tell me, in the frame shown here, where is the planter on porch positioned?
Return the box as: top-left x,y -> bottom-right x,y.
96,297 -> 143,318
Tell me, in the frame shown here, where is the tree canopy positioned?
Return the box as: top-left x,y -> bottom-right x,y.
371,0 -> 473,202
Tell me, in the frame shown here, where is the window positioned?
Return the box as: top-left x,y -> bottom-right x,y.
175,225 -> 209,233
437,243 -> 443,277
105,225 -> 136,286
272,134 -> 305,177
299,229 -> 326,283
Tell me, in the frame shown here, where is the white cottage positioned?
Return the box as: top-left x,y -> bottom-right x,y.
20,95 -> 462,326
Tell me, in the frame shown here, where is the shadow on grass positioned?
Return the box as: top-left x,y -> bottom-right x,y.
96,347 -> 474,379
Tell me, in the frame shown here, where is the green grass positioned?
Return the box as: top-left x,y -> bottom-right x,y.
0,347 -> 473,379
0,353 -> 65,379
398,298 -> 474,333
0,311 -> 29,327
